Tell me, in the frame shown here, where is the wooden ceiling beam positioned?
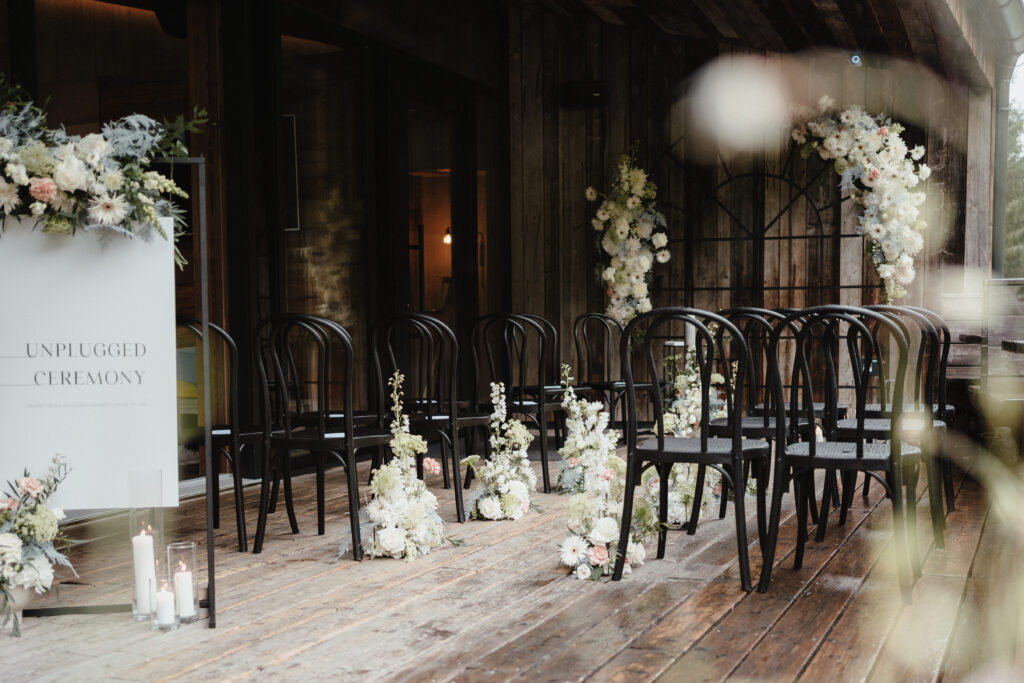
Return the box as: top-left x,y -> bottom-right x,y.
832,0 -> 891,55
864,0 -> 915,60
635,0 -> 709,39
807,0 -> 861,51
893,0 -> 946,77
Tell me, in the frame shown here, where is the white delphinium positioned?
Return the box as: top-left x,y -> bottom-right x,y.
360,371 -> 445,561
461,382 -> 537,521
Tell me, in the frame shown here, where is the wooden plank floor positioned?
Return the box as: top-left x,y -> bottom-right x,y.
0,448 -> 990,682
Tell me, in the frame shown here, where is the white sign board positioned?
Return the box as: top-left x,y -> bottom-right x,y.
0,218 -> 178,509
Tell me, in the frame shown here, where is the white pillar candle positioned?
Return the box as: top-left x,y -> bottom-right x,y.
131,531 -> 156,614
173,566 -> 196,619
155,585 -> 176,625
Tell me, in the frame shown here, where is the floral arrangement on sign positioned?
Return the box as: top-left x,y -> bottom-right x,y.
1,455 -> 75,637
586,153 -> 671,325
791,95 -> 929,302
556,367 -> 657,580
0,74 -> 205,266
360,372 -> 445,561
461,382 -> 538,521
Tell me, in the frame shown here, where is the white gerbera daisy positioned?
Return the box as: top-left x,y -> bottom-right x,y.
560,534 -> 589,568
87,193 -> 130,226
585,186 -> 597,201
0,178 -> 20,213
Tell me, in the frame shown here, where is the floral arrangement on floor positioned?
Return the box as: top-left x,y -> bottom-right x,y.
660,350 -> 727,439
586,152 -> 671,325
461,382 -> 538,521
359,372 -> 445,561
0,73 -> 205,266
1,455 -> 75,637
556,366 -> 657,580
791,95 -> 929,302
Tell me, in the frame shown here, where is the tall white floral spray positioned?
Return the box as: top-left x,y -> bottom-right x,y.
359,371 -> 445,561
791,95 -> 929,302
461,382 -> 538,521
586,153 -> 670,325
556,366 -> 658,580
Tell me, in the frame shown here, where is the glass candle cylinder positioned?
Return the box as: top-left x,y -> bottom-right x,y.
128,471 -> 164,621
167,542 -> 199,624
150,579 -> 179,632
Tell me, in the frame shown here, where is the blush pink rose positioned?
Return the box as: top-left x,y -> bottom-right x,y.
600,468 -> 615,481
422,457 -> 441,476
28,177 -> 58,203
16,476 -> 43,498
869,168 -> 881,181
568,457 -> 579,469
588,544 -> 610,567
0,497 -> 17,512
878,126 -> 889,136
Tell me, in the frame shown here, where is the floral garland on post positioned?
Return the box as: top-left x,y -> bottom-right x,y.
0,74 -> 205,266
359,371 -> 445,561
556,366 -> 656,580
791,96 -> 929,302
586,153 -> 671,325
461,382 -> 538,521
1,455 -> 75,637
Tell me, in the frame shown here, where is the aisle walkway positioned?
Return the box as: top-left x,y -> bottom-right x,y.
0,455 -> 988,681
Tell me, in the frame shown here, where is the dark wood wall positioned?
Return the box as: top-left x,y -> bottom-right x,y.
507,6 -> 993,370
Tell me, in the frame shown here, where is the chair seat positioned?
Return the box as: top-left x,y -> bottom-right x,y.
752,401 -> 848,420
510,400 -> 564,413
709,415 -> 814,439
785,440 -> 921,469
862,402 -> 956,421
637,436 -> 770,464
834,417 -> 945,441
275,425 -> 392,449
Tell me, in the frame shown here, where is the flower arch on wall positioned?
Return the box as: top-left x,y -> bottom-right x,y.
791,96 -> 930,302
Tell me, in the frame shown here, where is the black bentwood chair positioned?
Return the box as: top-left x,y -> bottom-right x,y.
371,312 -> 490,523
611,308 -> 771,591
251,314 -> 391,556
573,312 -> 656,428
757,306 -> 920,602
471,313 -> 563,493
177,317 -> 255,552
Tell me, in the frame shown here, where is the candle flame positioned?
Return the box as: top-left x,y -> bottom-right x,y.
178,560 -> 187,572
160,580 -> 170,592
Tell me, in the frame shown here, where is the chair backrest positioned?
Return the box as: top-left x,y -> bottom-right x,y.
868,305 -> 940,413
177,317 -> 239,433
768,306 -> 908,457
905,305 -> 951,418
717,307 -> 787,425
371,312 -> 460,425
517,312 -> 560,387
573,312 -> 623,385
470,313 -> 547,409
621,308 -> 750,457
252,313 -> 357,443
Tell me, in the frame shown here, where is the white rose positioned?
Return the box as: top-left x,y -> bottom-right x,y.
652,232 -> 668,248
0,532 -> 23,564
5,162 -> 28,185
588,516 -> 620,546
377,526 -> 407,556
12,553 -> 54,593
52,156 -> 90,192
478,495 -> 504,520
76,133 -> 112,167
626,541 -> 646,566
575,564 -> 592,580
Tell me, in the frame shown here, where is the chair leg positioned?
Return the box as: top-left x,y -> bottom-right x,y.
757,458 -> 789,593
439,434 -> 453,489
718,465 -> 729,519
657,464 -> 670,559
448,430 -> 465,523
888,464 -> 914,605
345,450 -> 363,561
268,472 -> 280,514
253,447 -> 275,554
612,455 -> 640,581
315,452 -> 326,536
754,458 -> 769,548
732,460 -> 752,592
862,470 -> 871,502
924,453 -> 945,549
281,455 -> 299,535
539,411 -> 551,494
903,459 -> 922,579
230,445 -> 248,553
837,471 -> 855,527
814,470 -> 830,543
941,455 -> 956,512
794,471 -> 809,570
687,464 -> 707,535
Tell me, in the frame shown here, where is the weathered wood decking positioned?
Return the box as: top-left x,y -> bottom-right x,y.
0,449 -> 990,682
